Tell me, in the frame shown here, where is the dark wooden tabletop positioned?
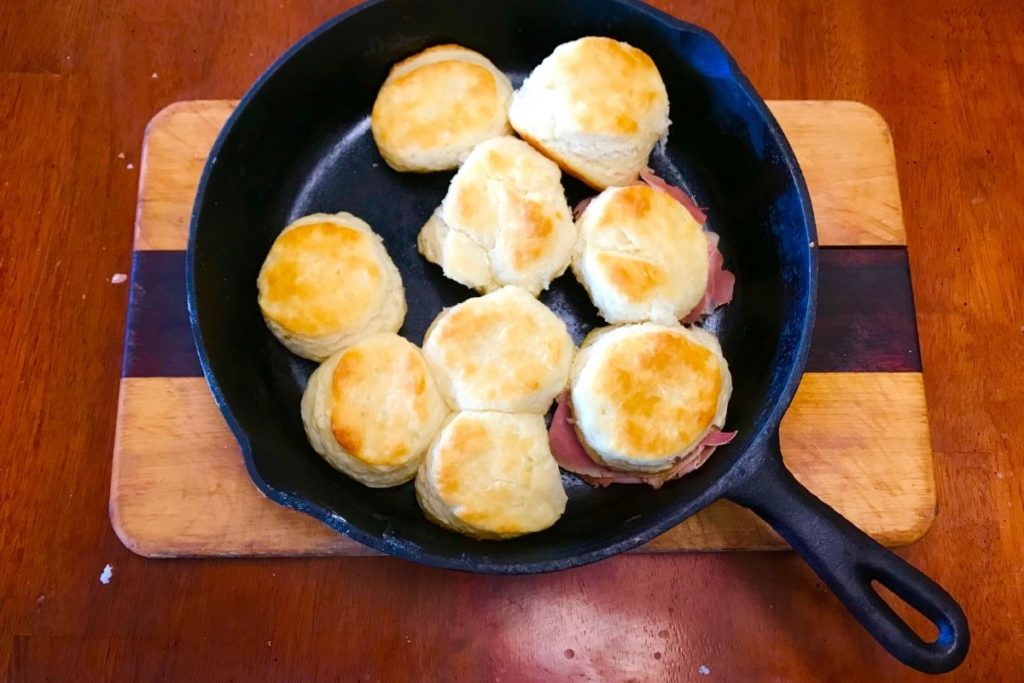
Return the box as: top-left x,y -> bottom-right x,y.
3,0 -> 1023,680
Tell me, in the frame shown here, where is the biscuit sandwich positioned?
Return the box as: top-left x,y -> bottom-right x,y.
549,323 -> 735,488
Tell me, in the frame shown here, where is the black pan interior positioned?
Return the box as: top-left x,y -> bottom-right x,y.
189,0 -> 815,571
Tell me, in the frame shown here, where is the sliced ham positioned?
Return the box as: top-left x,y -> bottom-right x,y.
573,196 -> 594,221
638,168 -> 735,320
572,168 -> 706,224
639,167 -> 708,225
548,398 -> 654,486
548,393 -> 736,489
682,232 -> 736,323
698,427 -> 738,447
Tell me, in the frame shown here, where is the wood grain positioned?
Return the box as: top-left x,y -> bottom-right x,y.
134,99 -> 905,250
133,101 -> 236,250
4,0 -> 1024,680
111,373 -> 934,556
770,101 -> 906,245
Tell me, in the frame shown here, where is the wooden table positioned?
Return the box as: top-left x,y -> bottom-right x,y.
2,1 -> 1022,679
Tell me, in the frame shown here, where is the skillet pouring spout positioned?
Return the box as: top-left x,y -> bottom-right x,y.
726,432 -> 969,674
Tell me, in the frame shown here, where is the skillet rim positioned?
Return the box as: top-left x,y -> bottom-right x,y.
186,0 -> 818,573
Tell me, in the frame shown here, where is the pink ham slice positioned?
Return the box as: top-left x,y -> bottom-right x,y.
573,168 -> 706,224
639,168 -> 734,320
548,394 -> 736,489
573,196 -> 594,221
573,169 -> 735,321
698,428 -> 738,447
682,231 -> 736,323
639,167 -> 708,225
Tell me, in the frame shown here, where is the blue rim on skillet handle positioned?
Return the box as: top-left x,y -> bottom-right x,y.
186,0 -> 968,672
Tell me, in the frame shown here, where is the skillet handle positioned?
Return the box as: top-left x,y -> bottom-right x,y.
726,436 -> 969,674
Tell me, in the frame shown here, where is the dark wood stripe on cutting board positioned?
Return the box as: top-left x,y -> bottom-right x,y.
122,251 -> 202,378
808,247 -> 921,372
122,248 -> 921,378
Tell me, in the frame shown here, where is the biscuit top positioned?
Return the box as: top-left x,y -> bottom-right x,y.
329,334 -> 444,467
577,185 -> 708,322
526,37 -> 668,138
440,136 -> 574,286
257,219 -> 384,336
372,46 -> 510,157
422,286 -> 574,413
571,325 -> 728,469
427,412 -> 567,536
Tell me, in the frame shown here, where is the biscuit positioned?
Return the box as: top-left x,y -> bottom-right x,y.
371,45 -> 513,172
415,411 -> 567,539
301,333 -> 448,487
418,136 -> 576,295
509,37 -> 670,189
257,213 -> 405,361
570,323 -> 732,472
573,185 -> 708,324
421,286 -> 575,414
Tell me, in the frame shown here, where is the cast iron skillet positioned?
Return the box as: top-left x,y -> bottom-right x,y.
187,0 -> 968,673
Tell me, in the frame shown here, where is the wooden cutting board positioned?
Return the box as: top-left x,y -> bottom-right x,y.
111,99 -> 934,557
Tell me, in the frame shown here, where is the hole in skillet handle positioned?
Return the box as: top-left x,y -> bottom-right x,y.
725,432 -> 969,674
871,580 -> 939,644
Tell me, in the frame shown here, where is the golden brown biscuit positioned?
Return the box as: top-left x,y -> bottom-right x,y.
509,37 -> 670,189
570,323 -> 732,472
301,333 -> 448,487
573,185 -> 708,324
417,136 -> 576,295
257,213 -> 405,361
415,411 -> 567,539
421,286 -> 575,414
371,45 -> 513,172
